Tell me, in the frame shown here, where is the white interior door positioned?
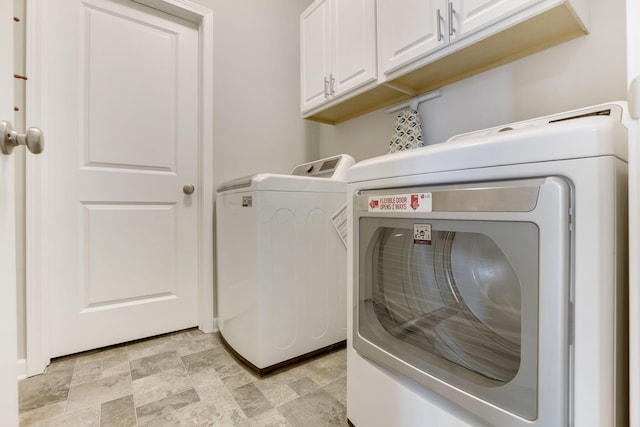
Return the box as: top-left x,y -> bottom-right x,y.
41,0 -> 201,358
0,0 -> 19,423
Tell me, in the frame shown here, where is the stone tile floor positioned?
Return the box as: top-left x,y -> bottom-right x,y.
18,329 -> 347,426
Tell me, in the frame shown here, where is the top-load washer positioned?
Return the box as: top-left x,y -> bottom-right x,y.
347,103 -> 628,427
216,154 -> 355,373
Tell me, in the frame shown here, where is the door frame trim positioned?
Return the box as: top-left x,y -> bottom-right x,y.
627,0 -> 640,425
25,0 -> 214,375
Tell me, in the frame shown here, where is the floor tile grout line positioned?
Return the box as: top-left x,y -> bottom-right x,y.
127,371 -> 135,427
178,346 -> 200,415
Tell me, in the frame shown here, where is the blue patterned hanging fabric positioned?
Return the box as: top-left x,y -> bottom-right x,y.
388,100 -> 425,153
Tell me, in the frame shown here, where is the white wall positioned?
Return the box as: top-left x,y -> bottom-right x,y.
209,0 -> 318,185
319,0 -> 628,161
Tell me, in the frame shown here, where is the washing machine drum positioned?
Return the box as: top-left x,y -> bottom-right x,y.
371,228 -> 522,384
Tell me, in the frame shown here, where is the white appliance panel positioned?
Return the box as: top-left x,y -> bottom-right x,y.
347,108 -> 628,427
216,154 -> 354,371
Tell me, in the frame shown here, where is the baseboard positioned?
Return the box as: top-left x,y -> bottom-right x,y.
16,358 -> 27,380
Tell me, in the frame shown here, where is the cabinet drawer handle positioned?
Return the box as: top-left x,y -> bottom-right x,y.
436,9 -> 443,42
329,74 -> 335,96
324,76 -> 330,98
448,3 -> 456,36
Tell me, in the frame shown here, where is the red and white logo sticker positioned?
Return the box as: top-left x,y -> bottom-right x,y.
367,193 -> 432,213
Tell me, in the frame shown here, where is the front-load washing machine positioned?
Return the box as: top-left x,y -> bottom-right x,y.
216,154 -> 355,373
347,103 -> 628,427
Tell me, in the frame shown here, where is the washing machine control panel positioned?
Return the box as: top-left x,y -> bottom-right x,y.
290,154 -> 355,180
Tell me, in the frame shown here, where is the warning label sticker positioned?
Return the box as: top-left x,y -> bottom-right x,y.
413,223 -> 432,245
367,193 -> 432,213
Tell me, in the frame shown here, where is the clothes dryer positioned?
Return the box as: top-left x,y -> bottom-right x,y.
216,154 -> 354,373
347,103 -> 628,427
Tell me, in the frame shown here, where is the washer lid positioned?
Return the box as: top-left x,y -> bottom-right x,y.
348,102 -> 628,184
217,154 -> 354,193
217,173 -> 348,193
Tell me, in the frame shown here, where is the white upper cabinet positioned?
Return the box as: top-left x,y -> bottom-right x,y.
379,0 -> 554,76
301,0 -> 376,113
449,0 -> 541,41
301,0 -> 332,112
378,0 -> 587,80
332,0 -> 377,97
302,0 -> 588,123
377,0 -> 446,75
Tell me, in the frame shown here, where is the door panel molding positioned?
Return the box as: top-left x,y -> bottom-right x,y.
25,0 -> 214,375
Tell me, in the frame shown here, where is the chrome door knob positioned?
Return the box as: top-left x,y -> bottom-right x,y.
0,120 -> 45,155
183,184 -> 195,195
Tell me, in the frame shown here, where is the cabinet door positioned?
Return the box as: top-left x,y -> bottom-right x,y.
301,0 -> 332,112
449,0 -> 541,40
332,0 -> 376,97
377,0 -> 447,74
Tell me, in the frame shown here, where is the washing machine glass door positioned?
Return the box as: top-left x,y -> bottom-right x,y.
371,226 -> 524,382
354,178 -> 570,423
